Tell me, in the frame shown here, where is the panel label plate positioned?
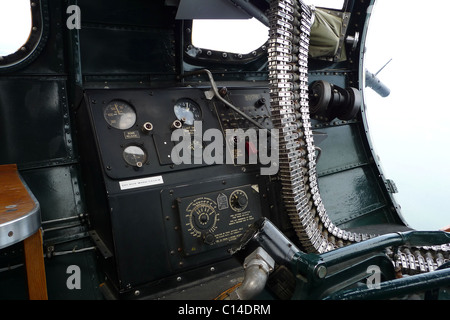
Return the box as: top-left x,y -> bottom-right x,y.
119,175 -> 164,190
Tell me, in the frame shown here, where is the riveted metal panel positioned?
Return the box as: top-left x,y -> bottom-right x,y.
318,166 -> 391,228
20,165 -> 83,222
79,0 -> 176,27
0,79 -> 73,168
315,122 -> 369,176
80,27 -> 176,75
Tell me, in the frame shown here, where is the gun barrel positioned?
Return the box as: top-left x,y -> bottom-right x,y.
365,69 -> 391,97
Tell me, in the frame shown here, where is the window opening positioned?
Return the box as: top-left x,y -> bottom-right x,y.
192,18 -> 269,55
0,0 -> 32,56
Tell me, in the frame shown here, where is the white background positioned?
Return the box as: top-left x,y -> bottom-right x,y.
364,1 -> 450,230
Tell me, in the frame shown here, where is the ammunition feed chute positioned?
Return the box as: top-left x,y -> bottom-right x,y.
267,0 -> 449,275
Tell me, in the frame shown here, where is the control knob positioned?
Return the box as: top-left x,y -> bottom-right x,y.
202,232 -> 216,245
229,190 -> 248,212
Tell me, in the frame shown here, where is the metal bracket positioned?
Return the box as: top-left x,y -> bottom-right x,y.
385,179 -> 398,193
89,230 -> 112,259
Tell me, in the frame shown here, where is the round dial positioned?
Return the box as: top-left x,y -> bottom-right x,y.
185,198 -> 219,239
104,100 -> 136,130
173,99 -> 202,126
192,204 -> 216,230
229,190 -> 248,212
123,145 -> 147,167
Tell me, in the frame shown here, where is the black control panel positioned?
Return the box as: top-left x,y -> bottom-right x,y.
213,89 -> 273,165
83,88 -> 220,181
214,89 -> 273,131
76,87 -> 275,297
177,185 -> 260,255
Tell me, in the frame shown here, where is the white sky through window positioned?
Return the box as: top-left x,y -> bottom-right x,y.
0,0 -> 32,56
192,18 -> 269,54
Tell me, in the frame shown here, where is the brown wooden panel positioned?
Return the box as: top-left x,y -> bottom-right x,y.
23,229 -> 48,300
0,164 -> 36,224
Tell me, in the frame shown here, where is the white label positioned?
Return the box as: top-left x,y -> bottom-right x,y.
119,175 -> 164,190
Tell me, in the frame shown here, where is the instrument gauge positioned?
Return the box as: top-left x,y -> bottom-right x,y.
173,99 -> 202,126
123,145 -> 147,167
229,189 -> 248,212
185,198 -> 219,241
104,100 -> 136,130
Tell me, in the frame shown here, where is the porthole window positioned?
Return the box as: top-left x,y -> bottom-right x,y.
0,0 -> 44,70
192,18 -> 269,55
0,0 -> 32,56
303,0 -> 345,9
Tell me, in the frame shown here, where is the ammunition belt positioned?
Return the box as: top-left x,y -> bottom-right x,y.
268,0 -> 450,275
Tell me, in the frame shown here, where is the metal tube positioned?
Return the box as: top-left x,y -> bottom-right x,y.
229,0 -> 269,27
42,221 -> 83,233
182,69 -> 265,129
325,267 -> 450,300
319,231 -> 450,267
41,214 -> 84,225
232,264 -> 269,300
365,69 -> 390,97
229,247 -> 275,300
